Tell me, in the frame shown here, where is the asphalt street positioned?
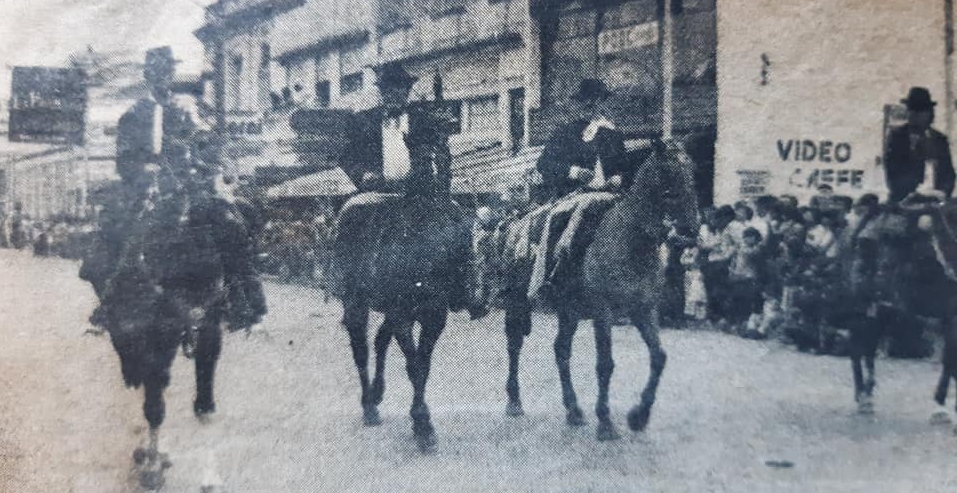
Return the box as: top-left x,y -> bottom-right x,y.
1,249 -> 956,492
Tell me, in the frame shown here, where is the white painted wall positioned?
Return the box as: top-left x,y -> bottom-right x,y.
715,0 -> 949,204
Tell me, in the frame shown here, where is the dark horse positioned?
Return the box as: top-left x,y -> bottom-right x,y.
81,185 -> 241,488
328,189 -> 472,452
842,199 -> 957,421
497,141 -> 699,440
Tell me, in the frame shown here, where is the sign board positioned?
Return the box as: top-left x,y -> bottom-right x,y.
598,22 -> 659,56
8,66 -> 87,145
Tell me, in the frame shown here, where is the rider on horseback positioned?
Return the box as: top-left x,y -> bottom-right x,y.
528,78 -> 636,298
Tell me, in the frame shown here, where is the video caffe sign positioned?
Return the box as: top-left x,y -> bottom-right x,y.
777,138 -> 865,190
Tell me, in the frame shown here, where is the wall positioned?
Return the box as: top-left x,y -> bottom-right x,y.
272,0 -> 378,111
715,0 -> 949,204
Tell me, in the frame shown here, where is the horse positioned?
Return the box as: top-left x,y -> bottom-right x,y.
82,188 -> 243,489
840,198 -> 957,421
327,190 -> 472,453
495,140 -> 699,440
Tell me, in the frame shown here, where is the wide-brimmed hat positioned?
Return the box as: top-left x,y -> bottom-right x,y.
571,78 -> 613,102
144,46 -> 180,80
901,87 -> 936,110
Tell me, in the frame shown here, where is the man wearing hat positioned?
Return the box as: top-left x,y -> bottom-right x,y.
536,78 -> 632,199
115,46 -> 196,183
884,87 -> 955,203
527,78 -> 633,297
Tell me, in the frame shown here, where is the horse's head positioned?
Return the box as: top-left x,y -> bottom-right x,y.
625,140 -> 700,238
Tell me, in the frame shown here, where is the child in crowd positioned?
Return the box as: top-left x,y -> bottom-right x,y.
726,227 -> 765,332
681,245 -> 707,320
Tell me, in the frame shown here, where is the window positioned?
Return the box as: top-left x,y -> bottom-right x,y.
340,72 -> 363,95
316,80 -> 331,107
462,96 -> 499,134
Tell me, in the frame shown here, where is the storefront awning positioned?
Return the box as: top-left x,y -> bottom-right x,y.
266,167 -> 357,198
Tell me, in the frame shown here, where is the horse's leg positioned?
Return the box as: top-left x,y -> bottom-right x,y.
136,334 -> 175,490
593,313 -> 620,441
554,308 -> 585,426
628,305 -> 667,432
194,312 -> 223,419
343,298 -> 376,426
849,322 -> 866,405
410,308 -> 447,453
137,378 -> 171,490
504,295 -> 531,417
370,316 -> 397,408
934,314 -> 957,422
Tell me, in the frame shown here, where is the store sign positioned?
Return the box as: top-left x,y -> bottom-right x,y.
789,168 -> 866,189
598,22 -> 659,55
737,169 -> 770,196
776,138 -> 852,163
8,66 -> 87,145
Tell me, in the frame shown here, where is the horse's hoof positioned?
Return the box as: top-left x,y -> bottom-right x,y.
363,406 -> 382,427
415,430 -> 438,454
934,390 -> 947,407
139,469 -> 165,490
194,399 -> 216,420
930,410 -> 952,426
505,401 -> 525,417
133,447 -> 149,465
596,421 -> 621,441
566,407 -> 587,427
627,405 -> 651,432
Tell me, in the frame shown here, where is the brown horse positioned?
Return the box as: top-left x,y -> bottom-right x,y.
499,141 -> 699,440
328,191 -> 472,452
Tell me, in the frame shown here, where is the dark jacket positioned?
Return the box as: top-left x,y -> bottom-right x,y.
536,119 -> 631,200
884,125 -> 955,203
115,98 -> 196,180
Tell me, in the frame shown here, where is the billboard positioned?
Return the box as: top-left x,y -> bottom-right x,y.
8,66 -> 88,145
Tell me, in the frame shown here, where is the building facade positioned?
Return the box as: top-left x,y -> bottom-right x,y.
196,0 -> 719,201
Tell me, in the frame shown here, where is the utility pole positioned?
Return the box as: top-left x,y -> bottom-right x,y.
661,0 -> 675,141
945,0 -> 954,141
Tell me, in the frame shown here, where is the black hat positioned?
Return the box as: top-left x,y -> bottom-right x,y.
144,46 -> 179,80
854,193 -> 879,208
901,87 -> 936,110
571,78 -> 613,102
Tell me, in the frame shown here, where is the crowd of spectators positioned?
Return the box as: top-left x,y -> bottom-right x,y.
663,183 -> 937,357
0,204 -> 95,259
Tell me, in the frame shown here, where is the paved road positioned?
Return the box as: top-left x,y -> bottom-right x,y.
1,249 -> 956,492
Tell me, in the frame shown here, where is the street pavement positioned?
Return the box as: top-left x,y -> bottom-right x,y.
1,249 -> 956,492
